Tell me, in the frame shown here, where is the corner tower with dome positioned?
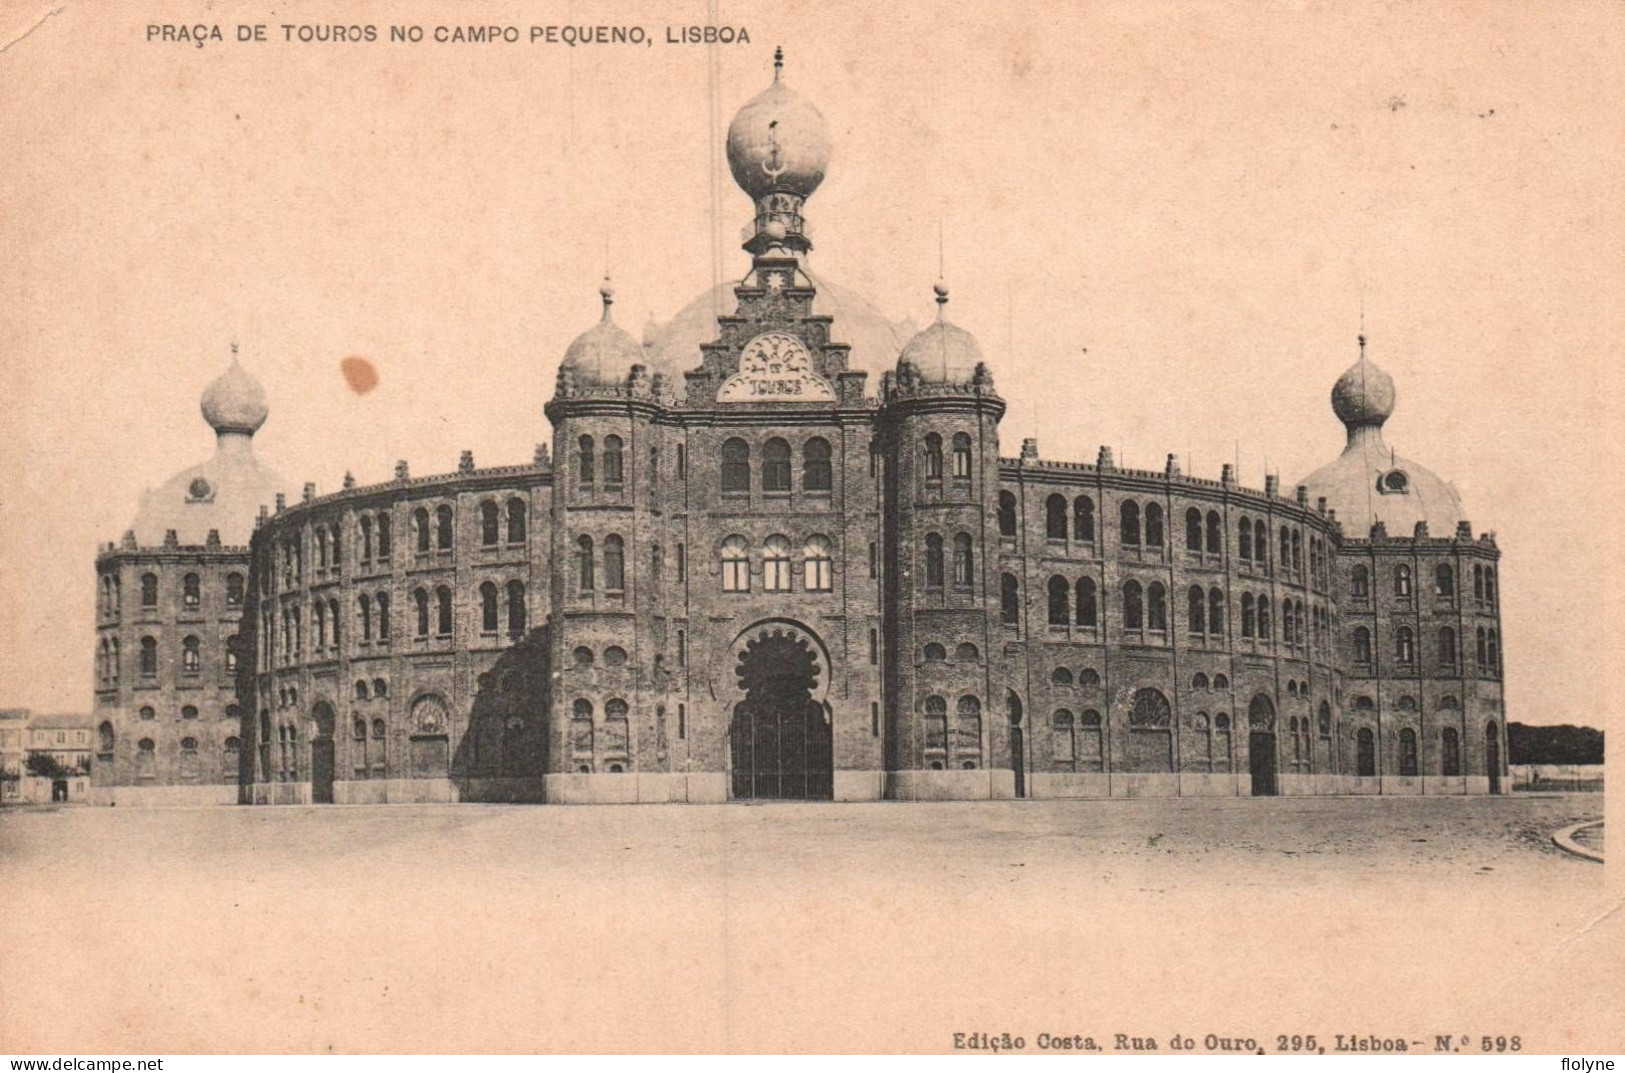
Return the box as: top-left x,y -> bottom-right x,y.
91,351 -> 286,804
101,49 -> 1507,808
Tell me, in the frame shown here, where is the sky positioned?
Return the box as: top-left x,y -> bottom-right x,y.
1,0 -> 1620,725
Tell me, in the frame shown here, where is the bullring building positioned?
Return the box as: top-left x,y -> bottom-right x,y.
90,54 -> 1509,806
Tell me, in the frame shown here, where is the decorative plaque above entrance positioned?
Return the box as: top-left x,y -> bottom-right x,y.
716,331 -> 835,403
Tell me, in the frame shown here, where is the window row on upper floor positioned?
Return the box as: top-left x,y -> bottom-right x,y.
108,571 -> 246,616
921,433 -> 975,482
1350,624 -> 1501,676
1348,561 -> 1498,606
1006,574 -> 1321,648
263,581 -> 530,666
102,633 -> 238,682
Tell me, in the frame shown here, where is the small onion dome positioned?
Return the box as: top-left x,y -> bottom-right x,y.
896,282 -> 985,383
726,57 -> 831,202
200,352 -> 269,436
1331,339 -> 1396,429
561,279 -> 643,387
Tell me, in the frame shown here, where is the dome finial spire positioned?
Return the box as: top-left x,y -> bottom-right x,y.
773,45 -> 783,81
599,274 -> 615,321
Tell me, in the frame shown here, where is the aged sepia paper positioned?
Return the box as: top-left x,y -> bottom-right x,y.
0,0 -> 1620,1056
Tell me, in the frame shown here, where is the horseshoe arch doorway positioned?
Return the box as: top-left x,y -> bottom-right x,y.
728,625 -> 833,801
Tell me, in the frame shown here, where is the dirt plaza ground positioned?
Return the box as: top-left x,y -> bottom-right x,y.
1,794 -> 1615,1053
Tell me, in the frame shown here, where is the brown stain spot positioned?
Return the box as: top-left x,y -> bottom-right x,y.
341,356 -> 379,395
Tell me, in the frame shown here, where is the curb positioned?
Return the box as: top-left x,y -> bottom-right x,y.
1552,820 -> 1604,863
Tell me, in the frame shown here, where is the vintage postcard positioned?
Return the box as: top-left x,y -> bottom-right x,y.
0,0 -> 1619,1058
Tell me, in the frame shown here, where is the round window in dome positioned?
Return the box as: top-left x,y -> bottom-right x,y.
1379,470 -> 1409,494
187,477 -> 213,501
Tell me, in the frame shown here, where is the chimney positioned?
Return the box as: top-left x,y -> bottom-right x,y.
343,471 -> 356,490
1096,446 -> 1114,469
206,529 -> 221,548
163,529 -> 179,548
533,443 -> 550,467
1414,521 -> 1429,539
1264,474 -> 1279,498
458,450 -> 475,473
1295,484 -> 1308,507
1317,496 -> 1328,515
1370,521 -> 1388,542
1165,453 -> 1181,478
395,460 -> 410,481
121,530 -> 138,550
1221,464 -> 1235,486
1456,520 -> 1473,541
303,482 -> 316,503
1021,438 -> 1039,462
275,493 -> 286,514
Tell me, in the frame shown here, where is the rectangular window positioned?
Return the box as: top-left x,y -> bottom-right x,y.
871,702 -> 880,737
676,444 -> 686,480
869,542 -> 878,579
869,628 -> 878,665
678,702 -> 686,739
677,544 -> 686,583
677,629 -> 686,666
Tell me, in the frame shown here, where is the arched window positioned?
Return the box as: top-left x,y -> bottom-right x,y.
1473,563 -> 1485,600
924,534 -> 945,589
803,437 -> 833,491
317,528 -> 329,569
1206,511 -> 1222,555
923,695 -> 948,756
1120,501 -> 1141,546
1442,727 -> 1461,776
721,536 -> 750,592
1047,576 -> 1070,626
573,646 -> 595,669
763,535 -> 792,592
1291,530 -> 1302,571
952,533 -> 974,587
328,597 -> 340,650
603,646 -> 627,667
507,499 -> 527,544
1074,496 -> 1095,543
721,438 -> 750,493
1399,727 -> 1419,777
1241,593 -> 1255,637
181,704 -> 198,721
355,680 -> 369,701
1147,582 -> 1167,631
376,512 -> 392,558
480,501 -> 500,546
603,699 -> 630,759
359,515 -> 373,561
1247,693 -> 1276,731
1476,626 -> 1488,667
226,573 -> 244,606
1001,574 -> 1020,626
1052,710 -> 1075,768
1434,563 -> 1454,597
413,507 -> 431,553
181,572 -> 200,608
1487,630 -> 1500,675
1256,595 -> 1272,640
359,593 -> 373,641
413,588 -> 430,637
1075,576 -> 1098,627
570,699 -> 594,758
1396,626 -> 1415,664
374,679 -> 388,699
1353,626 -> 1372,665
923,643 -> 947,662
435,586 -> 453,636
578,435 -> 595,484
955,695 -> 982,767
1485,567 -> 1497,606
98,721 -> 114,754
1192,672 -> 1209,691
804,535 -> 834,592
1282,599 -> 1295,645
1051,666 -> 1074,687
507,581 -> 526,636
762,438 -> 791,492
182,635 -> 200,674
1394,564 -> 1412,598
923,434 -> 943,480
313,601 -> 328,650
1208,588 -> 1225,637
480,581 -> 499,633
1351,563 -> 1369,597
1280,527 -> 1291,567
1187,585 -> 1206,634
1046,494 -> 1068,541
1185,508 -> 1203,552
1131,688 -> 1172,728
951,433 -> 973,479
1145,503 -> 1164,547
139,572 -> 159,608
577,535 -> 595,593
1318,701 -> 1332,735
1213,672 -> 1229,691
602,435 -> 624,486
1238,516 -> 1253,561
998,491 -> 1018,538
1122,579 -> 1143,630
604,535 -> 626,591
435,505 -> 453,551
376,593 -> 390,640
956,642 -> 979,662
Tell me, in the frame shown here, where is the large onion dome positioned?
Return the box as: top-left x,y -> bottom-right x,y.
726,50 -> 831,203
200,351 -> 269,435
